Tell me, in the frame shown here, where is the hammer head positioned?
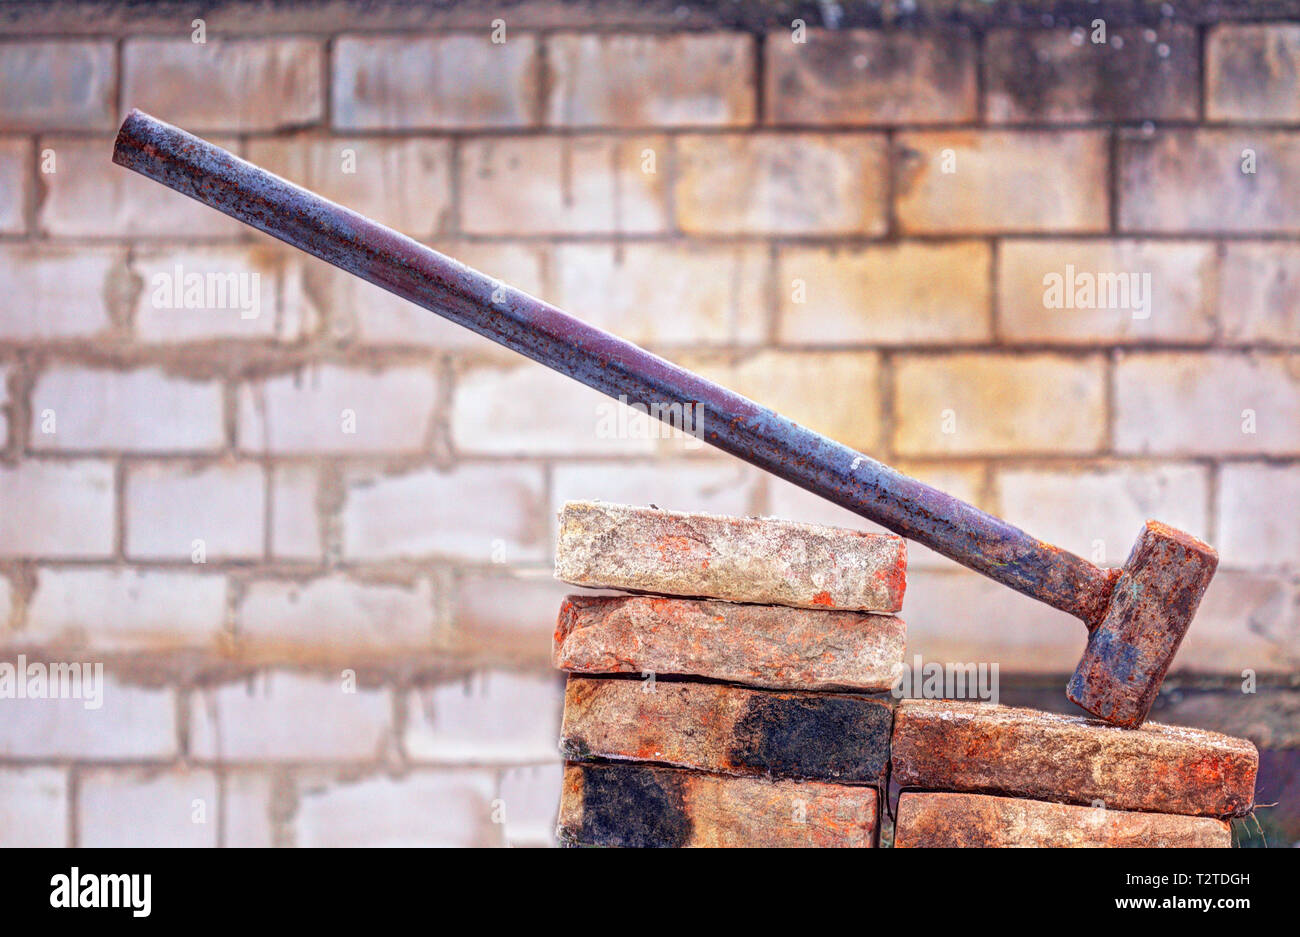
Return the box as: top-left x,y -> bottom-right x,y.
1067,521 -> 1218,728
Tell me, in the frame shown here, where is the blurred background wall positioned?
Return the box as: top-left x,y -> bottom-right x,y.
0,0 -> 1296,846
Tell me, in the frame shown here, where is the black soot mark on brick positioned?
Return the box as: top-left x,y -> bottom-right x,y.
579,764 -> 692,848
727,695 -> 890,783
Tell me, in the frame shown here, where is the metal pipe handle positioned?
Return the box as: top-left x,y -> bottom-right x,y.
113,109 -> 1116,625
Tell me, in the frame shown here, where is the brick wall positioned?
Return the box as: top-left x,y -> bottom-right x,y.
0,0 -> 1297,846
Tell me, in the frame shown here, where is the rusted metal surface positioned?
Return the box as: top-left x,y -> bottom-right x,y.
1067,520 -> 1219,728
111,110 -> 1217,725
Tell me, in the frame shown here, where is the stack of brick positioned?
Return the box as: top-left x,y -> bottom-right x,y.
547,501 -> 1261,848
550,501 -> 907,847
891,700 -> 1258,848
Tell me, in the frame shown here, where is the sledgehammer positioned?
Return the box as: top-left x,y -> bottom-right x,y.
112,110 -> 1218,728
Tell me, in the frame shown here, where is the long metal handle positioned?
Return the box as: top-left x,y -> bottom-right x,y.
112,109 -> 1116,625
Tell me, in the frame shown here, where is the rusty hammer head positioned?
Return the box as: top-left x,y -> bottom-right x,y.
1066,521 -> 1218,728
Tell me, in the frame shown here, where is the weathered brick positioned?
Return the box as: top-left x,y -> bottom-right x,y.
295,770 -> 499,847
895,792 -> 1231,848
0,769 -> 67,847
555,595 -> 905,691
499,762 -> 563,847
131,247 -> 308,343
0,244 -> 120,339
0,674 -> 175,760
557,761 -> 878,847
686,351 -> 882,452
1114,353 -> 1300,455
555,501 -> 906,612
342,464 -> 547,563
547,33 -> 753,127
404,671 -> 563,764
0,137 -> 27,234
123,38 -> 323,131
766,462 -> 986,570
237,364 -> 438,455
31,366 -> 224,453
1207,24 -> 1300,122
319,241 -> 545,350
333,35 -> 537,130
892,353 -> 1107,455
1119,129 -> 1300,233
560,676 -> 892,784
985,26 -> 1198,123
676,133 -> 888,235
765,29 -> 977,125
460,135 -> 669,234
189,671 -> 390,762
1217,464 -> 1300,569
1218,243 -> 1300,343
452,363 -> 659,456
996,240 -> 1216,344
896,131 -> 1108,233
550,460 -> 762,523
245,136 -> 453,237
23,568 -> 227,650
0,461 -> 115,559
0,40 -> 116,130
270,464 -> 320,561
892,699 -> 1258,817
551,243 -> 767,347
125,462 -> 265,560
777,242 -> 991,345
78,768 -> 217,848
993,464 -> 1210,566
40,136 -> 246,238
238,576 -> 435,654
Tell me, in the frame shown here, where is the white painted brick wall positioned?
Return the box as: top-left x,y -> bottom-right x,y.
78,768 -> 217,847
189,671 -> 391,763
125,462 -> 265,560
31,366 -> 224,453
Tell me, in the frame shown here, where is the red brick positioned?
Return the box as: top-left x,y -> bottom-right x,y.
557,761 -> 878,847
555,501 -> 906,612
554,595 -> 905,691
892,699 -> 1258,818
560,676 -> 892,784
895,792 -> 1231,848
